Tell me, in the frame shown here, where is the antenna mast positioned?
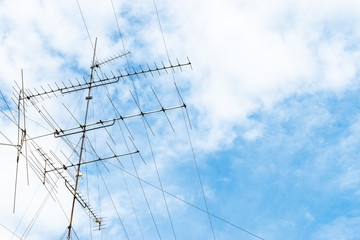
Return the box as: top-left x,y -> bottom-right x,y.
0,36 -> 192,238
67,38 -> 98,239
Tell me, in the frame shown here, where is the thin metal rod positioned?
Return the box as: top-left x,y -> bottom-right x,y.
21,61 -> 191,100
22,70 -> 29,185
106,142 -> 125,168
0,108 -> 18,126
151,86 -> 175,132
0,90 -> 16,122
46,151 -> 137,173
13,88 -> 22,213
107,93 -> 133,140
67,38 -> 98,240
13,159 -> 19,214
0,142 -> 18,146
26,104 -> 185,141
174,82 -> 192,129
34,146 -> 99,221
91,51 -> 130,68
129,90 -> 155,136
62,103 -> 82,127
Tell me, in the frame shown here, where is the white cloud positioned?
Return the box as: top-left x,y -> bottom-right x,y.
312,216 -> 360,240
1,0 -> 360,239
156,0 -> 360,151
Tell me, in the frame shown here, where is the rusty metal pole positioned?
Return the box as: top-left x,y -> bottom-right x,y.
67,38 -> 97,240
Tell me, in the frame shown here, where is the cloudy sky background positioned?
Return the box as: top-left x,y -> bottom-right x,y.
1,0 -> 360,239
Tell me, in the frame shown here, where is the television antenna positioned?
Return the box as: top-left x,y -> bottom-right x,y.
0,2 -> 265,239
0,35 -> 192,238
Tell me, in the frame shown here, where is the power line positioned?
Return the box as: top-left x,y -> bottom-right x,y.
142,116 -> 178,239
0,223 -> 22,239
75,0 -> 94,49
96,163 -> 129,240
152,0 -> 216,239
107,160 -> 265,240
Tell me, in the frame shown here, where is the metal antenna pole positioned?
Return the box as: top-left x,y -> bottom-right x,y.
21,70 -> 29,185
67,38 -> 98,240
13,76 -> 22,213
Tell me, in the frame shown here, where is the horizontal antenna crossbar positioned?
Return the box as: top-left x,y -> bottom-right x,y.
22,59 -> 191,100
45,150 -> 138,173
27,104 -> 185,141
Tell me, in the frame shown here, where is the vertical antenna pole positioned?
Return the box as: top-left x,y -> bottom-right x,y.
13,157 -> 19,214
13,79 -> 22,213
22,70 -> 29,185
67,38 -> 98,240
13,70 -> 29,213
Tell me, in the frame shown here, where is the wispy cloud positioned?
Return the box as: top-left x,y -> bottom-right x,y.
1,0 -> 360,239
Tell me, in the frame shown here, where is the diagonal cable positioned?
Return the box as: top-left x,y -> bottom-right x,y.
152,0 -> 216,238
142,117 -> 177,239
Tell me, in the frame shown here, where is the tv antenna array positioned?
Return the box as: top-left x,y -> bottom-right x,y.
0,38 -> 192,239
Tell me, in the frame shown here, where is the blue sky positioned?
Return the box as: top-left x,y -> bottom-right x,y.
1,0 -> 360,239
